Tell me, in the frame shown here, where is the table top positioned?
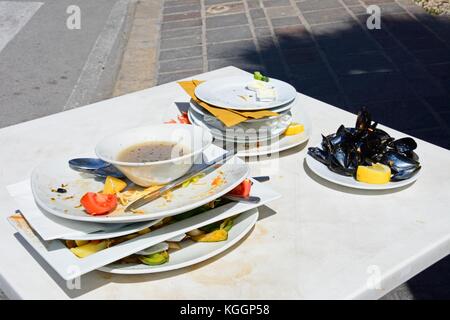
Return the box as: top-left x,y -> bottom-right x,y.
1,66 -> 450,300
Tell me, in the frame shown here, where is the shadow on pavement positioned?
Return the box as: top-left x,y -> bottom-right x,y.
230,13 -> 450,151
406,255 -> 450,299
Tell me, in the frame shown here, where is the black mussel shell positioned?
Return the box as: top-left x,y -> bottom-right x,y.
380,151 -> 420,173
329,157 -> 355,176
332,146 -> 350,169
406,151 -> 420,162
371,128 -> 392,144
369,152 -> 385,163
330,146 -> 358,173
390,137 -> 417,154
321,134 -> 333,153
356,108 -> 372,131
327,126 -> 356,149
391,166 -> 421,181
328,127 -> 345,147
308,147 -> 330,165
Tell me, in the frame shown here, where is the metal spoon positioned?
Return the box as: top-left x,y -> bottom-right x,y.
68,158 -> 125,178
94,166 -> 125,178
68,158 -> 109,170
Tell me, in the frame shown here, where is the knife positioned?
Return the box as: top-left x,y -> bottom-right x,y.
251,175 -> 270,183
125,150 -> 237,212
222,195 -> 261,204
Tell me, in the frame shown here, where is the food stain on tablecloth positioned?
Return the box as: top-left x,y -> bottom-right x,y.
189,262 -> 253,286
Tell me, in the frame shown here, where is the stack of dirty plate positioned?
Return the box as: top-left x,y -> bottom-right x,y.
7,126 -> 280,281
185,74 -> 312,156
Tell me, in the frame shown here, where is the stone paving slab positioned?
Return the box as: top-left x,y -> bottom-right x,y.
206,25 -> 253,42
154,0 -> 450,299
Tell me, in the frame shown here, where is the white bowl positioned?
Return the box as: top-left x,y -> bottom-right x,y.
95,124 -> 213,187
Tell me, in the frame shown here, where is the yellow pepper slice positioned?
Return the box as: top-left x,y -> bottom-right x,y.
75,240 -> 89,247
192,229 -> 228,242
138,251 -> 169,265
70,240 -> 108,258
103,176 -> 127,194
284,122 -> 305,136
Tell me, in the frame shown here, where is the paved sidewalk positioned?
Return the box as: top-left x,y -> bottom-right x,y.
156,0 -> 450,150
113,0 -> 162,96
382,255 -> 450,299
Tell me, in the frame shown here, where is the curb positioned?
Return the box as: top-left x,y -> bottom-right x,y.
94,0 -> 138,103
64,0 -> 138,110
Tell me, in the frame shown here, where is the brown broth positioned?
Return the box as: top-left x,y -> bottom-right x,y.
117,141 -> 189,163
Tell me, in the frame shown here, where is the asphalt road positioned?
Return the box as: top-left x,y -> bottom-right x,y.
0,0 -> 130,128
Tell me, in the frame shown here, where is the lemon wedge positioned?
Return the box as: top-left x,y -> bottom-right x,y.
284,123 -> 304,136
356,163 -> 391,184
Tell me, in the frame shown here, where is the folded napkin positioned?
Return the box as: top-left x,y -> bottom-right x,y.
178,80 -> 279,127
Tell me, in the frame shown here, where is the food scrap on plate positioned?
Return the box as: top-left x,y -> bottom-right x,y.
65,200 -> 239,264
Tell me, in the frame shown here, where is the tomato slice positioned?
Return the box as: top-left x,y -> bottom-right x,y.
164,112 -> 190,124
80,192 -> 117,216
177,111 -> 191,124
227,179 -> 251,198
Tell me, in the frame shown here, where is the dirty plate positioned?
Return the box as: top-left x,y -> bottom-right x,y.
188,98 -> 312,157
194,75 -> 297,111
58,220 -> 162,241
189,98 -> 294,117
305,149 -> 420,190
98,208 -> 258,274
9,179 -> 280,280
31,145 -> 249,223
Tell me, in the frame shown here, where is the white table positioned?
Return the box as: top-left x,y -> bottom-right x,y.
1,66 -> 450,299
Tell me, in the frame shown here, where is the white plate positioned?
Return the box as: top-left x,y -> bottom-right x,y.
9,178 -> 280,280
189,98 -> 294,118
188,109 -> 284,144
305,150 -> 421,190
194,75 -> 297,110
59,220 -> 162,241
189,98 -> 312,157
190,102 -> 293,141
98,209 -> 258,274
30,145 -> 250,223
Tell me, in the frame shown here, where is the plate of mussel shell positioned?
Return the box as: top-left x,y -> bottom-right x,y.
306,108 -> 421,190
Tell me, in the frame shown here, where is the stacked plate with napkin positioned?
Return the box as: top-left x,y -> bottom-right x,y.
177,72 -> 312,157
7,124 -> 280,280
